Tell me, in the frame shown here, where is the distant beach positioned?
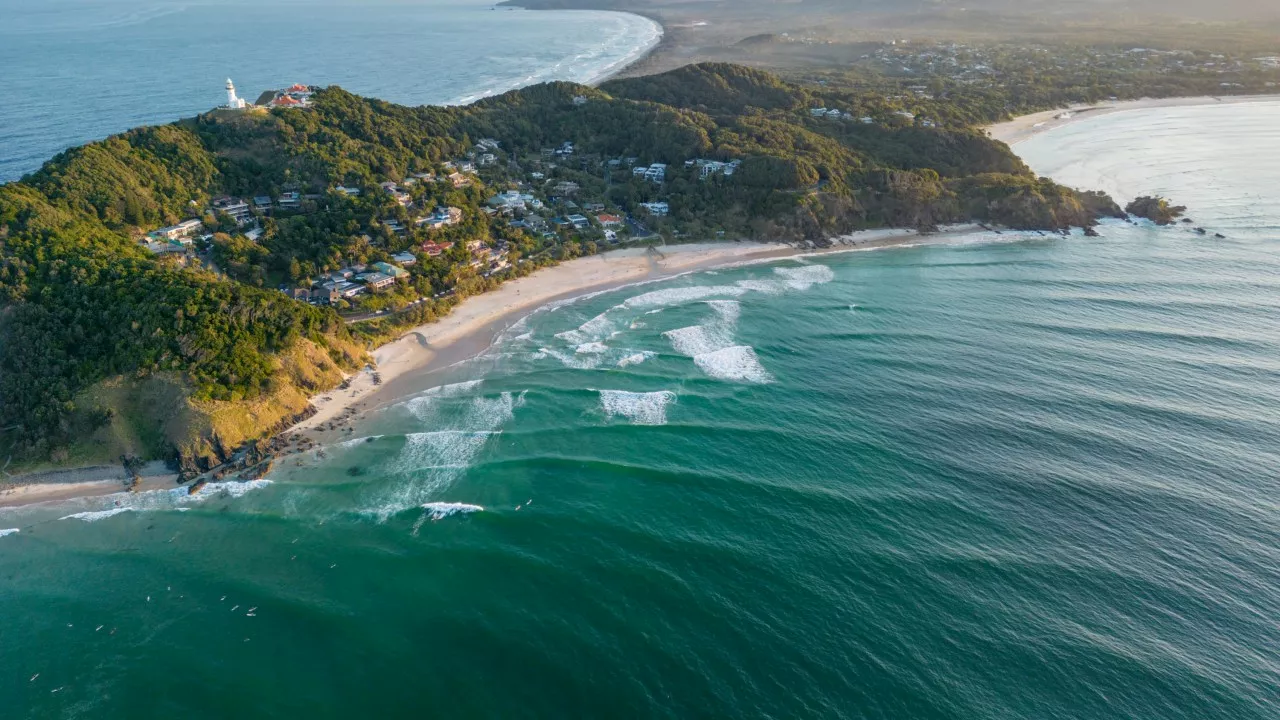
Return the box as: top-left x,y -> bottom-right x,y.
0,0 -> 663,181
988,94 -> 1280,146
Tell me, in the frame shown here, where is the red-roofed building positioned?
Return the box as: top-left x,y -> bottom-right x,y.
597,213 -> 623,228
421,241 -> 455,257
287,84 -> 309,93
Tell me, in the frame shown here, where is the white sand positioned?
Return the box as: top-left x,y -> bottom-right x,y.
987,95 -> 1280,147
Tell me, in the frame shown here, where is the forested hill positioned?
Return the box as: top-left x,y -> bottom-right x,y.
0,63 -> 1120,470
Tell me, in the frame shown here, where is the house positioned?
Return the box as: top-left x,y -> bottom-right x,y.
321,281 -> 363,299
392,251 -> 417,266
379,181 -> 399,192
212,197 -> 251,224
336,185 -> 361,197
148,219 -> 203,242
372,261 -> 410,280
245,228 -> 264,242
566,214 -> 590,229
252,195 -> 272,209
632,166 -> 649,177
810,107 -> 829,117
553,181 -> 580,196
597,213 -> 623,228
477,138 -> 502,151
643,164 -> 667,183
422,241 -> 454,257
355,272 -> 395,291
639,201 -> 669,216
860,116 -> 875,124
276,191 -> 302,211
477,153 -> 498,166
488,190 -> 540,212
383,219 -> 406,234
448,172 -> 471,188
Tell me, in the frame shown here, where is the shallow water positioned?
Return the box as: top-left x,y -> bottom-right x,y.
3,104 -> 1280,717
0,0 -> 661,181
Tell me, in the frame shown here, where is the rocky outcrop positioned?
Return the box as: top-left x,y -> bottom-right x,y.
1125,196 -> 1187,225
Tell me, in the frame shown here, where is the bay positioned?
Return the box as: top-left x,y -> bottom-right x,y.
3,103 -> 1279,718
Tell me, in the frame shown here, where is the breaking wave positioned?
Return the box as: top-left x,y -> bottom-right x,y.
599,389 -> 677,425
617,351 -> 655,368
422,502 -> 484,520
775,264 -> 835,291
663,324 -> 736,357
622,285 -> 747,309
0,528 -> 20,537
693,346 -> 774,384
364,392 -> 524,521
403,380 -> 484,421
55,479 -> 274,523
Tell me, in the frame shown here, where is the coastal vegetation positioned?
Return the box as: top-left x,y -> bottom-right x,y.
1125,196 -> 1189,225
0,63 -> 1167,470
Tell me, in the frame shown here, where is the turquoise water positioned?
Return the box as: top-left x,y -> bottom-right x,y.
0,0 -> 661,181
3,105 -> 1280,717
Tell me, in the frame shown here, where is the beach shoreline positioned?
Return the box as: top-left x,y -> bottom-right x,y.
987,94 -> 1280,146
288,226 -> 981,440
0,227 -> 975,507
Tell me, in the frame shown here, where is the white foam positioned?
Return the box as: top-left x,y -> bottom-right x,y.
617,351 -> 655,368
664,324 -> 735,357
623,285 -> 746,309
60,507 -> 134,523
421,502 -> 484,520
538,346 -> 603,369
402,380 -> 484,421
734,277 -> 786,294
365,392 -> 523,520
577,309 -> 620,339
392,431 -> 497,474
199,479 -> 273,500
0,528 -> 19,537
693,346 -> 774,384
599,390 -> 677,425
334,434 -> 384,450
705,299 -> 741,324
55,479 -> 274,523
576,342 -> 609,354
774,264 -> 835,290
553,329 -> 589,345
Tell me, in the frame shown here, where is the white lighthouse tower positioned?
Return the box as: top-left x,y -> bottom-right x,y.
225,78 -> 247,109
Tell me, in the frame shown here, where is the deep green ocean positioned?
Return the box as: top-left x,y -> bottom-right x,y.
3,103 -> 1279,718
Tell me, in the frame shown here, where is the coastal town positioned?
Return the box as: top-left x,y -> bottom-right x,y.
143,80 -> 758,319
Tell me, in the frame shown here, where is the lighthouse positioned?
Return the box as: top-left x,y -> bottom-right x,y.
225,78 -> 247,110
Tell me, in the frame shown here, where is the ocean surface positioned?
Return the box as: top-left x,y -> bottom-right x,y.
0,0 -> 661,182
4,103 -> 1280,717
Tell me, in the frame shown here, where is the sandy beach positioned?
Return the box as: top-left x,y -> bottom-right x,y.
0,464 -> 178,509
988,94 -> 1280,146
288,229 -> 949,436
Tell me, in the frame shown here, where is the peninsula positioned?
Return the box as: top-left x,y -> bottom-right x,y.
0,60 -> 1226,480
